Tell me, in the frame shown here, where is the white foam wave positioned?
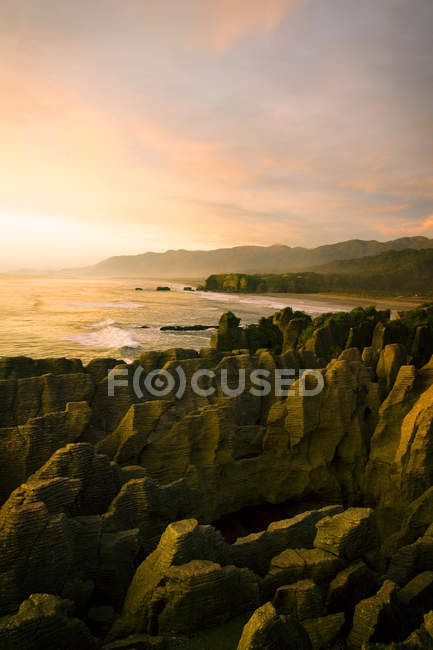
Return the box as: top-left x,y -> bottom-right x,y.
195,290 -> 292,310
68,326 -> 141,349
195,291 -> 241,303
195,290 -> 347,315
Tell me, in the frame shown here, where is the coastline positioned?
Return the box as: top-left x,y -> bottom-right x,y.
265,292 -> 424,311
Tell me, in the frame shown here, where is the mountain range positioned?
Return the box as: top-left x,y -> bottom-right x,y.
70,236 -> 433,278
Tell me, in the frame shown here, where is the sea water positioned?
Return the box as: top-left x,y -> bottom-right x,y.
0,275 -> 410,362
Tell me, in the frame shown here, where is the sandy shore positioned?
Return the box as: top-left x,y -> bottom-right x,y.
266,292 -> 424,311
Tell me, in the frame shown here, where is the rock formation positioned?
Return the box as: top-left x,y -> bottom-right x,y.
1,303 -> 433,647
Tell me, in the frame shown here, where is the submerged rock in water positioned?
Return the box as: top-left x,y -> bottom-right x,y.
160,324 -> 218,331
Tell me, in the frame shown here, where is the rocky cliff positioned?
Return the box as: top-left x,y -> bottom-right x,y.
1,303 -> 433,648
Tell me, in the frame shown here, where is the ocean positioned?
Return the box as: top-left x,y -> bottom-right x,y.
0,275 -> 412,363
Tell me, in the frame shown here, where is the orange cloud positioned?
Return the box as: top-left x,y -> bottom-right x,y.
375,215 -> 433,237
418,216 -> 433,231
121,0 -> 297,53
134,122 -> 253,184
189,0 -> 297,52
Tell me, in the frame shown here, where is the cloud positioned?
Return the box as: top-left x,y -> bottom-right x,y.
417,216 -> 433,232
0,0 -> 433,270
116,0 -> 298,53
185,0 -> 297,52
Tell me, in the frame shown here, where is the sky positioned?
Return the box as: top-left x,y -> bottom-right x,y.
1,0 -> 433,270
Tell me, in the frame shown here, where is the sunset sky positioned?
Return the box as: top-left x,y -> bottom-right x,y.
1,0 -> 433,270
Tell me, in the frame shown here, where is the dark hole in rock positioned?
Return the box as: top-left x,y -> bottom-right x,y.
212,498 -> 329,544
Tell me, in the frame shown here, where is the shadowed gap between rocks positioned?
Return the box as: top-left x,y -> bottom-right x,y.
212,498 -> 332,543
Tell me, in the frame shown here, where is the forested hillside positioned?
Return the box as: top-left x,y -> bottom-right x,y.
203,248 -> 433,297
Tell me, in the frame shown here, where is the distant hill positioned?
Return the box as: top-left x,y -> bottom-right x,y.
203,248 -> 433,297
70,236 -> 433,278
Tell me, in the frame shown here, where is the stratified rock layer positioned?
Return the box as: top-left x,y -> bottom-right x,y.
1,303 -> 433,648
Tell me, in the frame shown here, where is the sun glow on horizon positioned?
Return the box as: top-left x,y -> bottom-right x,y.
0,213 -> 176,271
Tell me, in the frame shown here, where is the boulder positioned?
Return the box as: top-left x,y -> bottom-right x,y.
237,602 -> 312,650
108,519 -> 259,639
376,344 -> 407,394
302,612 -> 345,650
0,594 -> 97,649
210,312 -> 247,352
264,547 -> 345,598
230,505 -> 343,576
272,579 -> 324,620
314,507 -> 379,561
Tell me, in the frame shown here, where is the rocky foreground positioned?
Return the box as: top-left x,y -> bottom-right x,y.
1,303 -> 433,648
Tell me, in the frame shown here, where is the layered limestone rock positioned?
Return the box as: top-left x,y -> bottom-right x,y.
397,571 -> 433,630
0,402 -> 92,501
302,612 -> 345,650
386,534 -> 433,586
0,371 -> 93,428
0,479 -> 81,614
0,462 -> 139,616
272,579 -> 325,621
28,442 -> 120,516
126,351 -> 376,522
102,476 -> 200,555
313,507 -> 380,561
108,519 -> 260,639
0,303 -> 433,647
0,356 -> 84,380
236,602 -> 312,650
230,505 -> 343,576
96,401 -> 178,465
273,308 -> 312,355
264,547 -> 345,598
347,580 -> 403,648
261,358 -> 380,507
326,560 -> 379,617
376,344 -> 408,395
210,312 -> 248,352
365,363 -> 433,541
0,594 -> 97,650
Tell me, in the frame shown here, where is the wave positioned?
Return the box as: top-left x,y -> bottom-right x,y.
68,325 -> 141,349
195,290 -> 241,303
194,290 -> 346,314
195,290 -> 294,310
